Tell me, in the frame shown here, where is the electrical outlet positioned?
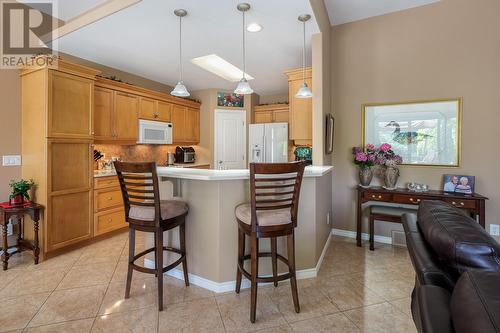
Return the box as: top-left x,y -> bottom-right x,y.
490,224 -> 500,236
326,212 -> 330,225
2,155 -> 21,166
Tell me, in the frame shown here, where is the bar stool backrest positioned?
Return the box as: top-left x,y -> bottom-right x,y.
114,161 -> 161,227
249,162 -> 306,232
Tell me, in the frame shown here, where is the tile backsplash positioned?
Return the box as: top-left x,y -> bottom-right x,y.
94,144 -> 175,168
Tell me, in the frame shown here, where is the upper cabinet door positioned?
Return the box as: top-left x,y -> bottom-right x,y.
171,104 -> 186,143
94,87 -> 114,140
139,97 -> 158,121
254,111 -> 273,124
157,101 -> 172,122
273,109 -> 289,123
185,108 -> 200,143
49,71 -> 93,139
289,77 -> 312,141
114,92 -> 139,141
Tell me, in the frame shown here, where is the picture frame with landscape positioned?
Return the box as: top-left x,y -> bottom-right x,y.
362,99 -> 461,167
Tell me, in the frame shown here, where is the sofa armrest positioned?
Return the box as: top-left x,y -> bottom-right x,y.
415,285 -> 454,333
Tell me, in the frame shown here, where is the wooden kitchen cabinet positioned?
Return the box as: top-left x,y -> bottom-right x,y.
21,58 -> 100,254
171,105 -> 200,144
93,176 -> 126,236
139,97 -> 157,120
114,92 -> 139,141
185,107 -> 200,143
94,86 -> 114,140
253,104 -> 289,124
285,68 -> 312,145
157,100 -> 172,122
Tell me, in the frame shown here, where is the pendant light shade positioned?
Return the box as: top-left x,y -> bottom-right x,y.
235,3 -> 253,95
296,14 -> 313,99
171,9 -> 190,97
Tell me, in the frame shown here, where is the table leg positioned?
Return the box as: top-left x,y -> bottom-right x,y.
33,218 -> 40,265
356,191 -> 362,247
479,200 -> 486,229
2,222 -> 9,271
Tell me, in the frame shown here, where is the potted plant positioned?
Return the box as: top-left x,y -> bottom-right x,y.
9,179 -> 35,205
352,144 -> 377,187
374,143 -> 403,190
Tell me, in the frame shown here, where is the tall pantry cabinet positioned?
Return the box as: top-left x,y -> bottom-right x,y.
21,59 -> 101,255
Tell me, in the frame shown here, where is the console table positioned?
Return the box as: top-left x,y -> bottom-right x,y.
0,202 -> 43,270
356,187 -> 488,247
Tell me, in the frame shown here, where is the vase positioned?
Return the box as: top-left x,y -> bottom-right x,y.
9,194 -> 24,206
384,166 -> 400,189
358,167 -> 373,187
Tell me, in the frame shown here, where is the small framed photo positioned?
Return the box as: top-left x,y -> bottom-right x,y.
443,174 -> 475,194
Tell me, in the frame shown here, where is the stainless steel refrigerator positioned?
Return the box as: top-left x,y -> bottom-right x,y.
249,123 -> 288,163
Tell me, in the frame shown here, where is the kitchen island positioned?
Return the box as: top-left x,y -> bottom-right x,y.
143,165 -> 333,292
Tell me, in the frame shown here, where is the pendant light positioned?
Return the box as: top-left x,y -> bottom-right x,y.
171,9 -> 190,97
296,14 -> 313,99
234,3 -> 253,95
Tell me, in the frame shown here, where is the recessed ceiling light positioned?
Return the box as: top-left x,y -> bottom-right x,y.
191,54 -> 254,82
246,23 -> 262,32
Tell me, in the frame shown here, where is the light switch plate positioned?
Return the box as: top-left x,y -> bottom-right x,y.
2,155 -> 21,166
490,224 -> 500,236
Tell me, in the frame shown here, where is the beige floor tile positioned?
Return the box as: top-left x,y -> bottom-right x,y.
344,302 -> 417,333
158,298 -> 224,333
251,323 -> 293,332
0,269 -> 66,298
92,307 -> 158,333
267,284 -> 339,323
390,297 -> 412,317
24,318 -> 94,333
162,275 -> 214,305
29,285 -> 107,327
27,252 -> 81,272
216,291 -> 287,333
0,269 -> 23,291
57,263 -> 116,290
0,293 -> 50,332
289,313 -> 360,333
99,278 -> 158,315
74,251 -> 121,266
111,260 -> 153,283
360,278 -> 414,301
318,277 -> 385,311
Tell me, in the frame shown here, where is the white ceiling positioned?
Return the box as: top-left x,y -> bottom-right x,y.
325,0 -> 440,26
52,0 -> 319,95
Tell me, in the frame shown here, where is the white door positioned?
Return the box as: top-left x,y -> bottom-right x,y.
214,109 -> 246,169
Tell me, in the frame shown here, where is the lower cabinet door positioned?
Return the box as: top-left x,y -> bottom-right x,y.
94,208 -> 127,236
46,190 -> 92,252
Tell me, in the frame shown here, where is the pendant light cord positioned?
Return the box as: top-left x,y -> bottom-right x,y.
302,20 -> 306,84
179,15 -> 183,82
242,10 -> 246,80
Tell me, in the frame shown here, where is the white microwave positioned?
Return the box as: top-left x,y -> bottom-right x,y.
138,119 -> 173,144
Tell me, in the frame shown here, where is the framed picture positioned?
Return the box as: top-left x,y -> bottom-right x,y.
325,114 -> 334,154
217,92 -> 244,108
443,174 -> 475,194
363,99 -> 461,166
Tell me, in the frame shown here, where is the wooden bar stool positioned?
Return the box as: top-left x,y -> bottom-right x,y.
114,161 -> 189,311
369,205 -> 417,251
235,161 -> 306,323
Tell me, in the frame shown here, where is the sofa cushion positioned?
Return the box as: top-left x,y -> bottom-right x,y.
451,271 -> 500,333
129,200 -> 188,221
417,200 -> 500,274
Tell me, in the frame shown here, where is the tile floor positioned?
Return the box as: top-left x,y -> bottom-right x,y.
0,233 -> 417,333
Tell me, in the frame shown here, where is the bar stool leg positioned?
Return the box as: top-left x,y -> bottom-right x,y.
235,228 -> 245,294
125,228 -> 135,299
250,234 -> 259,323
156,230 -> 164,311
271,237 -> 278,287
287,231 -> 300,313
180,221 -> 189,286
369,215 -> 375,251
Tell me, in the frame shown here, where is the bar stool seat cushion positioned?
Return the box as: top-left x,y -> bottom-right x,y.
235,203 -> 291,226
129,200 -> 188,222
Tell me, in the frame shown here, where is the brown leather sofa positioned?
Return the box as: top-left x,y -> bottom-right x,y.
402,200 -> 500,333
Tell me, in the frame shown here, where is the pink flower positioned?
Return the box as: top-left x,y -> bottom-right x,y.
379,143 -> 392,152
365,144 -> 375,150
355,152 -> 368,162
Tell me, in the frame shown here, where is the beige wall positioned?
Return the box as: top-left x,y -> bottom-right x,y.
331,0 -> 500,239
258,93 -> 289,105
0,71 -> 22,200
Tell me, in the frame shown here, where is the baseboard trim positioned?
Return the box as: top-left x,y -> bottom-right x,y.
331,228 -> 393,245
144,232 -> 333,293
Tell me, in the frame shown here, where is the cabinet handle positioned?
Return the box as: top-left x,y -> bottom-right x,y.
154,113 -> 159,118
409,198 -> 421,203
107,197 -> 113,201
371,195 -> 382,199
460,202 -> 465,206
107,218 -> 113,223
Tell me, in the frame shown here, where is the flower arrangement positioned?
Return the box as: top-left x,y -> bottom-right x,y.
352,144 -> 403,188
373,143 -> 403,167
352,144 -> 377,169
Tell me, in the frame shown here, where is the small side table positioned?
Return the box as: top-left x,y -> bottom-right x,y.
0,202 -> 43,270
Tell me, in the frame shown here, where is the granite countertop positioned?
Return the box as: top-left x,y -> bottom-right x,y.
93,162 -> 211,178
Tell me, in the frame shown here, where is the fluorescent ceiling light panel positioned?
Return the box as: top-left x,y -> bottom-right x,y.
41,0 -> 142,44
191,54 -> 254,82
